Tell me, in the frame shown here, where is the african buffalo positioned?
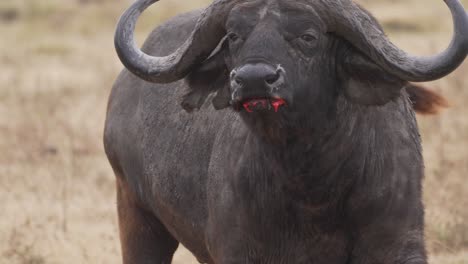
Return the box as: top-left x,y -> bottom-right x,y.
104,0 -> 468,263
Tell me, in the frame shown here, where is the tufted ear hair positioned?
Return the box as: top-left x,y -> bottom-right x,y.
339,47 -> 405,106
406,83 -> 448,115
181,38 -> 231,112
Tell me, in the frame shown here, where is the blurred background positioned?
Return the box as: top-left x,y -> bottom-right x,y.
0,0 -> 467,263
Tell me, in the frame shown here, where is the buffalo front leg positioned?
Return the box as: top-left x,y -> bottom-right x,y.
349,228 -> 427,264
348,206 -> 427,264
117,177 -> 179,264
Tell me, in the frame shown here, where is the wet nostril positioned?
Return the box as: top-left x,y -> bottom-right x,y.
265,72 -> 280,85
232,63 -> 284,88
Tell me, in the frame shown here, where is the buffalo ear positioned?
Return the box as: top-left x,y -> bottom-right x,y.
182,39 -> 231,112
339,50 -> 405,105
406,83 -> 448,115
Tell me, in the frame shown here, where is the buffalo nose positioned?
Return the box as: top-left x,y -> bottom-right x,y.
231,63 -> 284,89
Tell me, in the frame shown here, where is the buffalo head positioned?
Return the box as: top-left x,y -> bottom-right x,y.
115,0 -> 467,116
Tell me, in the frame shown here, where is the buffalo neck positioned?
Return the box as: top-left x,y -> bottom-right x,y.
233,94 -> 422,210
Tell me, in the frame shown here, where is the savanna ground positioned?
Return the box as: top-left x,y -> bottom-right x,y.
0,0 -> 467,263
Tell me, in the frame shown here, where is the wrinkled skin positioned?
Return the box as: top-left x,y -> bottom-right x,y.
104,1 -> 463,263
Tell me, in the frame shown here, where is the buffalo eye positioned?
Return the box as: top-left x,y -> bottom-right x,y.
300,34 -> 317,43
294,32 -> 319,57
228,32 -> 240,42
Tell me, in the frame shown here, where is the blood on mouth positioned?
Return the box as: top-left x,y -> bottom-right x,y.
242,98 -> 286,113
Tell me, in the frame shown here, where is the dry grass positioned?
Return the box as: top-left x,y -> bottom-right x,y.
0,0 -> 466,263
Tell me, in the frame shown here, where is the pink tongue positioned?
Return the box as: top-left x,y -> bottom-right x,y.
243,99 -> 268,113
242,98 -> 286,113
271,98 -> 286,112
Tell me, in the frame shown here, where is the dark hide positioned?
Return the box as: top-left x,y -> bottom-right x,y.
182,37 -> 231,112
105,2 -> 458,263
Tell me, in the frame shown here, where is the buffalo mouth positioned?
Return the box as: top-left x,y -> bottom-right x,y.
235,97 -> 287,113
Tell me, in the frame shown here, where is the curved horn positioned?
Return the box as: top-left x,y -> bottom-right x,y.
115,0 -> 236,83
327,0 -> 468,82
